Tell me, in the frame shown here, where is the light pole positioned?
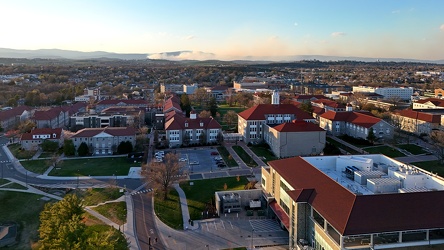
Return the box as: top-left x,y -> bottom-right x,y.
1,163 -> 3,179
77,169 -> 79,188
25,170 -> 28,187
251,229 -> 254,249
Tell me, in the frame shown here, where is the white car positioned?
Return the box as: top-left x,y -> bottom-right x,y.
179,158 -> 187,162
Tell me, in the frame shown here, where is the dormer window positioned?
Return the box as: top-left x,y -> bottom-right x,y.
185,122 -> 188,127
200,122 -> 203,127
53,133 -> 56,138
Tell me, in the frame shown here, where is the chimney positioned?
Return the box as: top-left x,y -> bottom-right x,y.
190,110 -> 197,119
272,90 -> 280,105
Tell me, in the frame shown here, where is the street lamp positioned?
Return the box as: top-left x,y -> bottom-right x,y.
25,170 -> 28,187
77,169 -> 80,188
251,229 -> 254,249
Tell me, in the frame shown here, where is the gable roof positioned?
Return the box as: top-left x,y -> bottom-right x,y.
33,107 -> 66,121
269,157 -> 444,236
271,121 -> 325,133
396,109 -> 441,123
0,106 -> 31,122
238,104 -> 313,121
312,99 -> 345,109
293,94 -> 325,101
97,99 -> 147,105
71,127 -> 136,138
165,114 -> 222,130
20,128 -> 63,140
320,111 -> 382,128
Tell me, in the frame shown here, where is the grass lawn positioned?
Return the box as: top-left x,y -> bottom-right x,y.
0,191 -> 49,250
38,152 -> 56,159
8,143 -> 36,160
154,189 -> 183,230
71,188 -> 123,206
362,145 -> 406,157
411,161 -> 444,177
326,137 -> 360,154
232,146 -> 258,167
216,105 -> 246,131
92,202 -> 126,225
217,146 -> 238,167
21,160 -> 49,174
3,182 -> 28,190
49,157 -> 134,176
181,176 -> 249,220
0,179 -> 10,185
396,144 -> 427,155
249,145 -> 277,164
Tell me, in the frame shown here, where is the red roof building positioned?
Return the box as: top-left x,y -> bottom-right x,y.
0,106 -> 32,131
413,98 -> 444,110
238,103 -> 315,144
71,127 -> 136,155
20,128 -> 64,151
264,120 -> 326,157
262,155 -> 444,249
319,111 -> 393,141
393,109 -> 442,135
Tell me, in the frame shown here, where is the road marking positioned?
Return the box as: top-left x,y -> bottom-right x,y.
214,221 -> 217,230
229,221 -> 233,229
206,222 -> 209,231
221,220 -> 225,229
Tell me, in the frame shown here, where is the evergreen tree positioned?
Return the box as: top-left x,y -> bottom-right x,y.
367,127 -> 376,144
63,139 -> 76,156
209,97 -> 218,117
77,142 -> 89,156
180,93 -> 192,116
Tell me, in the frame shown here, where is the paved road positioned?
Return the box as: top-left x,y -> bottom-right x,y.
133,192 -> 165,250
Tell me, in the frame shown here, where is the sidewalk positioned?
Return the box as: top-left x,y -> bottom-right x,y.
173,183 -> 199,231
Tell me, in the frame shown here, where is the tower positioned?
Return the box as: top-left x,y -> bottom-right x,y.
272,90 -> 280,105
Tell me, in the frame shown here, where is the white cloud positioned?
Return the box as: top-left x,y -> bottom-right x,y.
183,35 -> 196,40
147,51 -> 216,61
391,10 -> 400,14
294,22 -> 298,26
440,24 -> 444,31
331,32 -> 346,37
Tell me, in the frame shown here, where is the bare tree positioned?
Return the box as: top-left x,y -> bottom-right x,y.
199,110 -> 212,118
430,130 -> 444,165
142,152 -> 181,200
223,110 -> 238,130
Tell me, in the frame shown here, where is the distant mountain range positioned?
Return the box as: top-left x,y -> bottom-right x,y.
0,47 -> 443,64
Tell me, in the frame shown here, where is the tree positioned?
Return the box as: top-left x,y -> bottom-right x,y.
430,130 -> 444,164
64,139 -> 75,156
142,152 -> 181,200
209,97 -> 218,117
199,131 -> 207,145
299,101 -> 313,114
47,153 -> 63,169
117,141 -> 133,154
367,127 -> 376,144
77,142 -> 89,156
199,110 -> 212,118
39,194 -> 85,249
41,140 -> 59,152
180,93 -> 192,116
223,110 -> 238,129
192,88 -> 210,108
182,133 -> 190,147
17,120 -> 36,134
0,123 -> 3,133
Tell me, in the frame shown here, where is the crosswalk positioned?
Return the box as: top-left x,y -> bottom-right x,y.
249,219 -> 283,232
131,188 -> 153,195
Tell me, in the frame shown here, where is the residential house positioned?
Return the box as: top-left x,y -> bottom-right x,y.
319,110 -> 393,141
165,112 -> 222,148
70,127 -> 136,155
0,106 -> 32,131
238,91 -> 315,144
261,154 -> 444,250
392,109 -> 442,135
311,99 -> 346,112
20,128 -> 64,150
263,120 -> 326,158
70,106 -> 144,130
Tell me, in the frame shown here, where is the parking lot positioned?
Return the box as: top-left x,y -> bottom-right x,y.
155,147 -> 228,173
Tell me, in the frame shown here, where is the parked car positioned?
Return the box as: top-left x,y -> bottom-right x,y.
214,156 -> 222,161
179,158 -> 187,162
210,151 -> 219,155
190,161 -> 199,165
217,163 -> 226,168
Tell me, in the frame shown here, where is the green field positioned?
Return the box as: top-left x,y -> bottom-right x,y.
362,145 -> 406,157
411,161 -> 444,177
154,189 -> 183,229
217,146 -> 238,167
0,191 -> 49,250
396,144 -> 427,155
232,146 -> 257,167
49,157 -> 134,176
21,160 -> 49,174
181,176 -> 248,220
71,188 -> 123,206
8,144 -> 36,160
248,145 -> 277,164
92,202 -> 126,225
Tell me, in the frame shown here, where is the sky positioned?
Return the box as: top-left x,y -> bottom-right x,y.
1,0 -> 444,61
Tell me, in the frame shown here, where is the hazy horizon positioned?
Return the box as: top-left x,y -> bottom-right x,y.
2,0 -> 444,61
